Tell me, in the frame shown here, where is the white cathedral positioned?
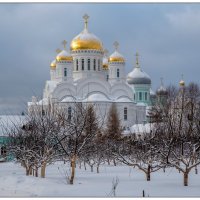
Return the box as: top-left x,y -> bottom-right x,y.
28,14 -> 156,129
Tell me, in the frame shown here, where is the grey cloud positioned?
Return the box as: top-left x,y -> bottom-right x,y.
0,3 -> 200,114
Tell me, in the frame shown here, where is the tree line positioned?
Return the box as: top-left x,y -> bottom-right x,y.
5,82 -> 200,186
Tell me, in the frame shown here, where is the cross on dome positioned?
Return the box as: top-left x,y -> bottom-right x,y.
160,77 -> 164,86
62,40 -> 67,49
113,41 -> 119,50
135,52 -> 140,67
83,14 -> 89,29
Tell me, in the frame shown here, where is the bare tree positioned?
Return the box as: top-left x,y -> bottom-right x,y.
7,105 -> 59,178
53,103 -> 103,184
151,83 -> 200,186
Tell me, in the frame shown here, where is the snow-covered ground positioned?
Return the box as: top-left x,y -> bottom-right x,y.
0,161 -> 200,197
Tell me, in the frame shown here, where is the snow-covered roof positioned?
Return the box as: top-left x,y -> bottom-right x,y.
115,97 -> 132,103
83,93 -> 111,102
61,96 -> 76,102
130,123 -> 153,134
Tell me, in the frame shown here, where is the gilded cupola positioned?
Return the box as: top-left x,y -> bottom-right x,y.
108,41 -> 125,63
50,59 -> 56,70
179,74 -> 185,87
70,14 -> 103,51
56,40 -> 73,62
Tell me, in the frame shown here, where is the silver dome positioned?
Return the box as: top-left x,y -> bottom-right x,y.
127,67 -> 151,85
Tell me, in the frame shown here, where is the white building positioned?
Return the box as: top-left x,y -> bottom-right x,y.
28,14 -> 154,129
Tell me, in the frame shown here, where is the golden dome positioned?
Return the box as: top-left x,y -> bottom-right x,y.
108,56 -> 125,63
102,49 -> 109,70
56,50 -> 73,62
179,80 -> 185,87
70,14 -> 103,51
179,74 -> 185,87
109,41 -> 125,63
50,60 -> 56,70
71,35 -> 103,51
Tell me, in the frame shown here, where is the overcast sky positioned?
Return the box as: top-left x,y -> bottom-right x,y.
0,3 -> 200,114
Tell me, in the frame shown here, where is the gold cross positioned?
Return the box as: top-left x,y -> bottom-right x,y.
83,14 -> 89,29
113,41 -> 119,50
62,40 -> 67,49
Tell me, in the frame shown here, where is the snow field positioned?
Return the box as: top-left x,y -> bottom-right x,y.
0,162 -> 200,197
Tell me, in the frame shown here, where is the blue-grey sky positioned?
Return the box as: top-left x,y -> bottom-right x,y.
0,3 -> 200,114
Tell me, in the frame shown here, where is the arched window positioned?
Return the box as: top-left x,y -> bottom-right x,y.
76,59 -> 78,71
82,59 -> 84,70
145,92 -> 147,101
88,59 -> 90,70
106,74 -> 109,81
98,59 -> 100,71
139,92 -> 142,101
64,68 -> 67,77
68,107 -> 72,121
124,107 -> 127,121
117,68 -> 120,78
94,59 -> 96,70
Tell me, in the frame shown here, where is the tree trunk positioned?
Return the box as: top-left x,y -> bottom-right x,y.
184,171 -> 189,186
195,166 -> 198,174
146,165 -> 151,181
107,158 -> 110,165
97,165 -> 99,173
26,167 -> 29,176
41,162 -> 47,178
69,155 -> 76,184
32,168 -> 35,176
113,158 -> 116,166
84,160 -> 87,170
91,165 -> 93,172
35,167 -> 38,177
29,167 -> 32,175
163,167 -> 165,173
